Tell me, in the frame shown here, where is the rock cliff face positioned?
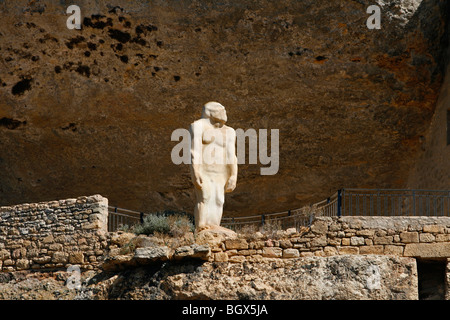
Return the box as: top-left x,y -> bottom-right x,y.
0,255 -> 418,300
157,255 -> 418,300
0,0 -> 448,215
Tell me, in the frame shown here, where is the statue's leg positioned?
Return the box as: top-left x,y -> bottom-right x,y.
196,172 -> 227,228
195,176 -> 211,229
203,174 -> 217,226
208,173 -> 226,226
193,187 -> 203,228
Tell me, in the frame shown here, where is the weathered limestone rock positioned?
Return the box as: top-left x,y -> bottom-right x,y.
224,239 -> 248,250
0,254 -> 418,300
338,246 -> 359,255
360,245 -> 384,255
310,235 -> 327,247
0,1 -> 447,216
350,236 -> 365,246
423,225 -> 446,234
0,250 -> 11,261
420,233 -> 436,243
404,243 -> 450,258
68,252 -> 85,264
310,220 -> 329,234
16,259 -> 29,270
195,229 -> 237,247
214,252 -> 228,262
400,232 -> 419,243
173,244 -> 210,261
162,255 -> 418,300
102,254 -> 135,271
282,248 -> 299,258
51,252 -> 68,264
340,217 -> 450,231
262,247 -> 283,258
133,246 -> 170,262
384,245 -> 405,256
110,232 -> 136,247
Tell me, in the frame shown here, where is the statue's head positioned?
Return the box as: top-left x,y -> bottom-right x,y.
202,101 -> 227,124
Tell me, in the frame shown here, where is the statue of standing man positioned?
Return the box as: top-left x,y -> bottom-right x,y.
190,102 -> 237,233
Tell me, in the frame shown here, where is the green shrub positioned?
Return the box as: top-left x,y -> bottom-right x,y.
133,214 -> 170,235
117,223 -> 131,233
169,214 -> 195,237
133,210 -> 194,236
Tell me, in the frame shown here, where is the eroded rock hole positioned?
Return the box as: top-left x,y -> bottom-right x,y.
135,24 -> 158,34
11,78 -> 32,95
0,118 -> 26,130
119,55 -> 128,63
83,16 -> 113,29
108,29 -> 131,43
75,65 -> 90,77
61,123 -> 77,132
65,36 -> 85,49
87,42 -> 97,51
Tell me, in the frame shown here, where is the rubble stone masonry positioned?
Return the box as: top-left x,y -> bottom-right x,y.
0,195 -> 108,272
211,216 -> 450,262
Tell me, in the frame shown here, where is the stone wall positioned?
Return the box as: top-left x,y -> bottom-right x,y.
102,215 -> 450,299
0,195 -> 108,272
204,216 -> 450,299
209,217 -> 450,262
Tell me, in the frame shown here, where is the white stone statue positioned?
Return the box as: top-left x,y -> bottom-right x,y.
190,102 -> 238,233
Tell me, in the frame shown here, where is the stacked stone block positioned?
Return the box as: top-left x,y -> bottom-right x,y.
210,216 -> 450,262
0,195 -> 108,272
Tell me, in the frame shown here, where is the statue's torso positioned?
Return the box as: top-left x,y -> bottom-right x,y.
193,119 -> 233,174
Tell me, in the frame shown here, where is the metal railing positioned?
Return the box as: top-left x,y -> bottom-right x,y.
341,189 -> 450,217
221,191 -> 341,231
107,189 -> 450,232
221,207 -> 315,232
108,206 -> 143,232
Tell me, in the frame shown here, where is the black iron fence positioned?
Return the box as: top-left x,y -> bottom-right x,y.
220,207 -> 315,232
107,206 -> 143,232
340,189 -> 450,217
107,189 -> 450,232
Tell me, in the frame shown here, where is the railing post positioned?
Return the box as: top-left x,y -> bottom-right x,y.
337,189 -> 342,217
412,190 -> 416,216
377,189 -> 381,216
326,197 -> 330,216
261,214 -> 265,227
140,212 -> 144,224
114,207 -> 118,232
308,211 -> 313,227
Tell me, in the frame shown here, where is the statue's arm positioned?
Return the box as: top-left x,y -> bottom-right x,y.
190,122 -> 203,189
225,127 -> 238,193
